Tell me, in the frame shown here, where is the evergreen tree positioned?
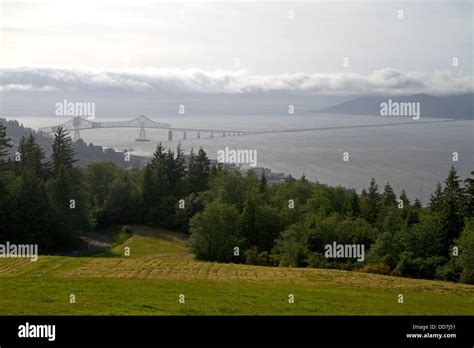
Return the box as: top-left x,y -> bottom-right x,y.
51,127 -> 77,176
141,163 -> 170,225
382,182 -> 397,206
143,143 -> 175,225
429,182 -> 443,213
361,178 -> 380,224
463,171 -> 474,218
0,121 -> 11,161
168,143 -> 186,194
382,181 -> 397,206
399,190 -> 410,207
175,143 -> 186,179
196,148 -> 210,179
439,166 -> 465,254
397,189 -> 421,227
343,191 -> 360,218
150,143 -> 167,169
50,129 -> 90,239
18,134 -> 46,176
18,136 -> 27,168
187,148 -> 210,193
413,198 -> 422,209
164,148 -> 176,186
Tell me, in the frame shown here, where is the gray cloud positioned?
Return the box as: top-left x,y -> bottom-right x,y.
0,66 -> 471,96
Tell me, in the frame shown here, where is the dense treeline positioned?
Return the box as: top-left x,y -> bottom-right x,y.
187,167 -> 474,284
0,121 -> 473,284
0,124 -> 210,249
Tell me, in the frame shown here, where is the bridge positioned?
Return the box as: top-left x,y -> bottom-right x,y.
38,116 -> 457,143
38,115 -> 252,142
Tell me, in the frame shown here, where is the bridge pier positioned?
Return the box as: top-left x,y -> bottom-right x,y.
197,131 -> 200,139
210,132 -> 213,138
222,131 -> 226,137
168,130 -> 173,141
73,128 -> 81,141
135,126 -> 150,142
183,131 -> 187,140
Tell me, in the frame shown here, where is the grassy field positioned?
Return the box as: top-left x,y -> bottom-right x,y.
0,226 -> 473,315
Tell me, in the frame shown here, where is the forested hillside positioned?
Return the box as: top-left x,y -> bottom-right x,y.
1,118 -> 148,168
0,120 -> 473,284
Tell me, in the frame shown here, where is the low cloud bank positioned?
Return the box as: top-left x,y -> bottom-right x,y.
0,66 -> 471,96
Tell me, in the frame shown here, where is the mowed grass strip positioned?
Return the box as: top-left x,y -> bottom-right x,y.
1,277 -> 473,315
0,226 -> 473,315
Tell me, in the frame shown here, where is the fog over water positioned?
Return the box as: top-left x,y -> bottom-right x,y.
7,114 -> 473,204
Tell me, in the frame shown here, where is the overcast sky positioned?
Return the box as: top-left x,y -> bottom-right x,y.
0,0 -> 472,96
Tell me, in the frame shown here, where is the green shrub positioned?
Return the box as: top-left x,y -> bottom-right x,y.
272,223 -> 308,267
245,247 -> 259,265
394,253 -> 447,279
122,225 -> 133,234
187,201 -> 243,262
458,220 -> 474,284
435,259 -> 461,282
360,263 -> 391,275
306,252 -> 328,268
255,251 -> 268,265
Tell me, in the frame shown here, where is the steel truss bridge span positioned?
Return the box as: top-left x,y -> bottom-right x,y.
38,115 -> 252,142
